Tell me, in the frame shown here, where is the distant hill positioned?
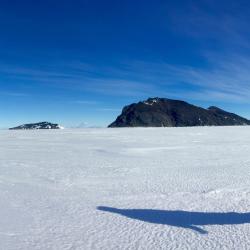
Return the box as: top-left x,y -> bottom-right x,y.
108,97 -> 250,127
9,122 -> 64,130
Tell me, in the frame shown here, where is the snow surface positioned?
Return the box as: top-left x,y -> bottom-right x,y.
1,127 -> 250,249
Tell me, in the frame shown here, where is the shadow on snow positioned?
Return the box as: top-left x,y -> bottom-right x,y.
97,206 -> 250,234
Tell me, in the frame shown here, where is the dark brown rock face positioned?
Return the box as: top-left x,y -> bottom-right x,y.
108,98 -> 250,127
9,122 -> 62,130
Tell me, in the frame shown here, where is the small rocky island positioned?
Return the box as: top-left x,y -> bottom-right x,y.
109,97 -> 250,127
9,121 -> 64,130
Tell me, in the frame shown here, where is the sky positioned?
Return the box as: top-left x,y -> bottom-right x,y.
1,0 -> 250,128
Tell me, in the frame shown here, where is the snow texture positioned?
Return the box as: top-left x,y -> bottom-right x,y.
0,127 -> 250,249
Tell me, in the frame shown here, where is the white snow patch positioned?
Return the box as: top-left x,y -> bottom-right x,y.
143,98 -> 158,105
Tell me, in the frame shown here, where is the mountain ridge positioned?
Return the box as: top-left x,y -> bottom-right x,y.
108,97 -> 250,127
9,121 -> 63,130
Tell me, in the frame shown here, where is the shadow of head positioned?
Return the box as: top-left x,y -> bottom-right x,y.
97,206 -> 250,234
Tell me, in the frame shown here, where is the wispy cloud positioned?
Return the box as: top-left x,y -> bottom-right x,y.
158,56 -> 250,103
3,50 -> 250,104
71,100 -> 98,105
0,62 -> 160,97
0,91 -> 28,97
166,0 -> 250,50
97,108 -> 121,112
91,60 -> 250,103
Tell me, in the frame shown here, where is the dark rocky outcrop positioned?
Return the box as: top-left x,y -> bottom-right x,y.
108,98 -> 250,127
9,121 -> 63,130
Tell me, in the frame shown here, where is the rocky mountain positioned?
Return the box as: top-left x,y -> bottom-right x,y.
9,122 -> 64,130
108,98 -> 250,127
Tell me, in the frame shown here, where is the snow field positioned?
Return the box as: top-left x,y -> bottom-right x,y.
0,127 -> 250,249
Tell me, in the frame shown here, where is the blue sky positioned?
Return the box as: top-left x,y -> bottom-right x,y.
1,0 -> 250,128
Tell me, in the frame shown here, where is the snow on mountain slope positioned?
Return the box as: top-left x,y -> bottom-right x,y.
0,127 -> 250,249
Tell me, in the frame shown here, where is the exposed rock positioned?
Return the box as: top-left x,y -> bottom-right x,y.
9,122 -> 64,130
108,98 -> 250,127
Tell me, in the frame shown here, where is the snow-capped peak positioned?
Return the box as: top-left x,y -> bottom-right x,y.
143,98 -> 159,105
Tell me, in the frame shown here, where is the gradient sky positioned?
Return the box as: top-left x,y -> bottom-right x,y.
1,0 -> 250,128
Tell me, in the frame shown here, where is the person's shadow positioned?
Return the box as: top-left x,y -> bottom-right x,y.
97,206 -> 250,234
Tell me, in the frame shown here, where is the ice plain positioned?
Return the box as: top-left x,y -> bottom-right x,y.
1,126 -> 250,249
